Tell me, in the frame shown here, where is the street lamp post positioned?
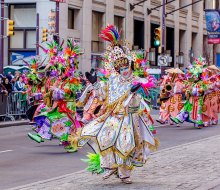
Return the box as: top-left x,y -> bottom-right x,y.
36,13 -> 39,55
50,0 -> 62,43
0,0 -> 4,73
55,1 -> 59,43
162,0 -> 166,54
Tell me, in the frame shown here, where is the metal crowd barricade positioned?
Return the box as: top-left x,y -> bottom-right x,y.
0,93 -> 8,120
5,91 -> 28,121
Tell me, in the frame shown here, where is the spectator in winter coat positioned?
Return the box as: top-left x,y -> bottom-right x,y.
3,78 -> 13,94
0,77 -> 8,95
14,76 -> 25,91
6,72 -> 14,82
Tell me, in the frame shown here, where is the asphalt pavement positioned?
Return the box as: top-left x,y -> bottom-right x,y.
0,113 -> 220,190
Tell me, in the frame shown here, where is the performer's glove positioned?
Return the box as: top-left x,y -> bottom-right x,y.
85,72 -> 97,84
130,83 -> 141,93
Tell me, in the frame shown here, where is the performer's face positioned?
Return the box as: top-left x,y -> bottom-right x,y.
120,66 -> 131,78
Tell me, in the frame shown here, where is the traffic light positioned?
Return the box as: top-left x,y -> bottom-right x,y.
7,20 -> 15,36
42,28 -> 48,42
154,28 -> 161,47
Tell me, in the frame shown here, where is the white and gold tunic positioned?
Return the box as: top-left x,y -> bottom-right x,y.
80,73 -> 159,171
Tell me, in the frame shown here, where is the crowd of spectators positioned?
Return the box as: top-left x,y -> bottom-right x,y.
0,71 -> 26,96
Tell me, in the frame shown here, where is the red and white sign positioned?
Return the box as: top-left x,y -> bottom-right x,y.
50,0 -> 66,3
208,38 -> 220,44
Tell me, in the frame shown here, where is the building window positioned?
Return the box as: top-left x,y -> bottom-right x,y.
68,8 -> 79,30
216,0 -> 220,9
68,8 -> 75,29
114,16 -> 124,40
92,11 -> 104,53
10,4 -> 36,27
9,4 -> 36,65
26,30 -> 36,49
10,31 -> 24,49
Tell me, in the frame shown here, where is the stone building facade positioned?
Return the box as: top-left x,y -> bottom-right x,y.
2,0 -> 220,72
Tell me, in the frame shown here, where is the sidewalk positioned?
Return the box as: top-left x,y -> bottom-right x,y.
0,120 -> 29,128
8,134 -> 220,190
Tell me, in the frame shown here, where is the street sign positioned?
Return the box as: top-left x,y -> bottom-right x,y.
158,54 -> 172,66
158,55 -> 168,66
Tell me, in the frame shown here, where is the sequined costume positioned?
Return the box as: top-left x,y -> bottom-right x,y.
157,69 -> 184,125
80,25 -> 159,183
171,57 -> 208,128
27,39 -> 84,152
202,66 -> 220,126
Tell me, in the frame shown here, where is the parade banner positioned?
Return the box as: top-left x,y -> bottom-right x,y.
205,10 -> 220,44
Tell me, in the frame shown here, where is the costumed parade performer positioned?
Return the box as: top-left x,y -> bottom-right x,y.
27,39 -> 84,152
76,69 -> 106,124
78,25 -> 159,184
168,68 -> 185,127
171,57 -> 208,128
131,50 -> 157,133
157,68 -> 185,126
202,65 -> 220,126
24,57 -> 48,133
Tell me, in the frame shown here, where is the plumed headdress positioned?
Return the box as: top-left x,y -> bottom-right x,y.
99,25 -> 132,73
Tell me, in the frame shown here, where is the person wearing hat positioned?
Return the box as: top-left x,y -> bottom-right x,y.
171,57 -> 208,129
28,39 -> 84,153
167,69 -> 185,127
156,71 -> 174,125
79,25 -> 159,184
202,65 -> 220,126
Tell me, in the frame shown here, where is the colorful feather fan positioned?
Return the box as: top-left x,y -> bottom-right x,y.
99,25 -> 121,44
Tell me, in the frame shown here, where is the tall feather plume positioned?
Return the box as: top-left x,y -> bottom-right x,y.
67,39 -> 83,56
99,25 -> 121,44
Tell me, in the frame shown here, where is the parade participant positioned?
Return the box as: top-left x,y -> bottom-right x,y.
217,73 -> 220,114
24,57 -> 47,131
28,39 -> 84,153
27,40 -> 63,141
131,50 -> 157,133
80,25 -> 159,184
156,69 -> 175,125
202,65 -> 220,126
76,69 -> 106,124
66,69 -> 108,151
171,57 -> 208,129
168,68 -> 185,127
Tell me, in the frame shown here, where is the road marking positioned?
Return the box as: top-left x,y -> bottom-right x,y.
0,150 -> 13,154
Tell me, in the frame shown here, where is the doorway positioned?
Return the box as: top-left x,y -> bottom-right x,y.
134,20 -> 144,49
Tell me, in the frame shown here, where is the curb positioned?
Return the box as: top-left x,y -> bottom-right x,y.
0,120 -> 29,128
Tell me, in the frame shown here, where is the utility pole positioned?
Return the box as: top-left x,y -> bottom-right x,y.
36,13 -> 39,55
55,1 -> 59,43
0,0 -> 4,73
162,0 -> 166,54
213,0 -> 218,65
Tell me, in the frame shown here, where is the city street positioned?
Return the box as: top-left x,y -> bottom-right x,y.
0,0 -> 219,189
0,114 -> 220,190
